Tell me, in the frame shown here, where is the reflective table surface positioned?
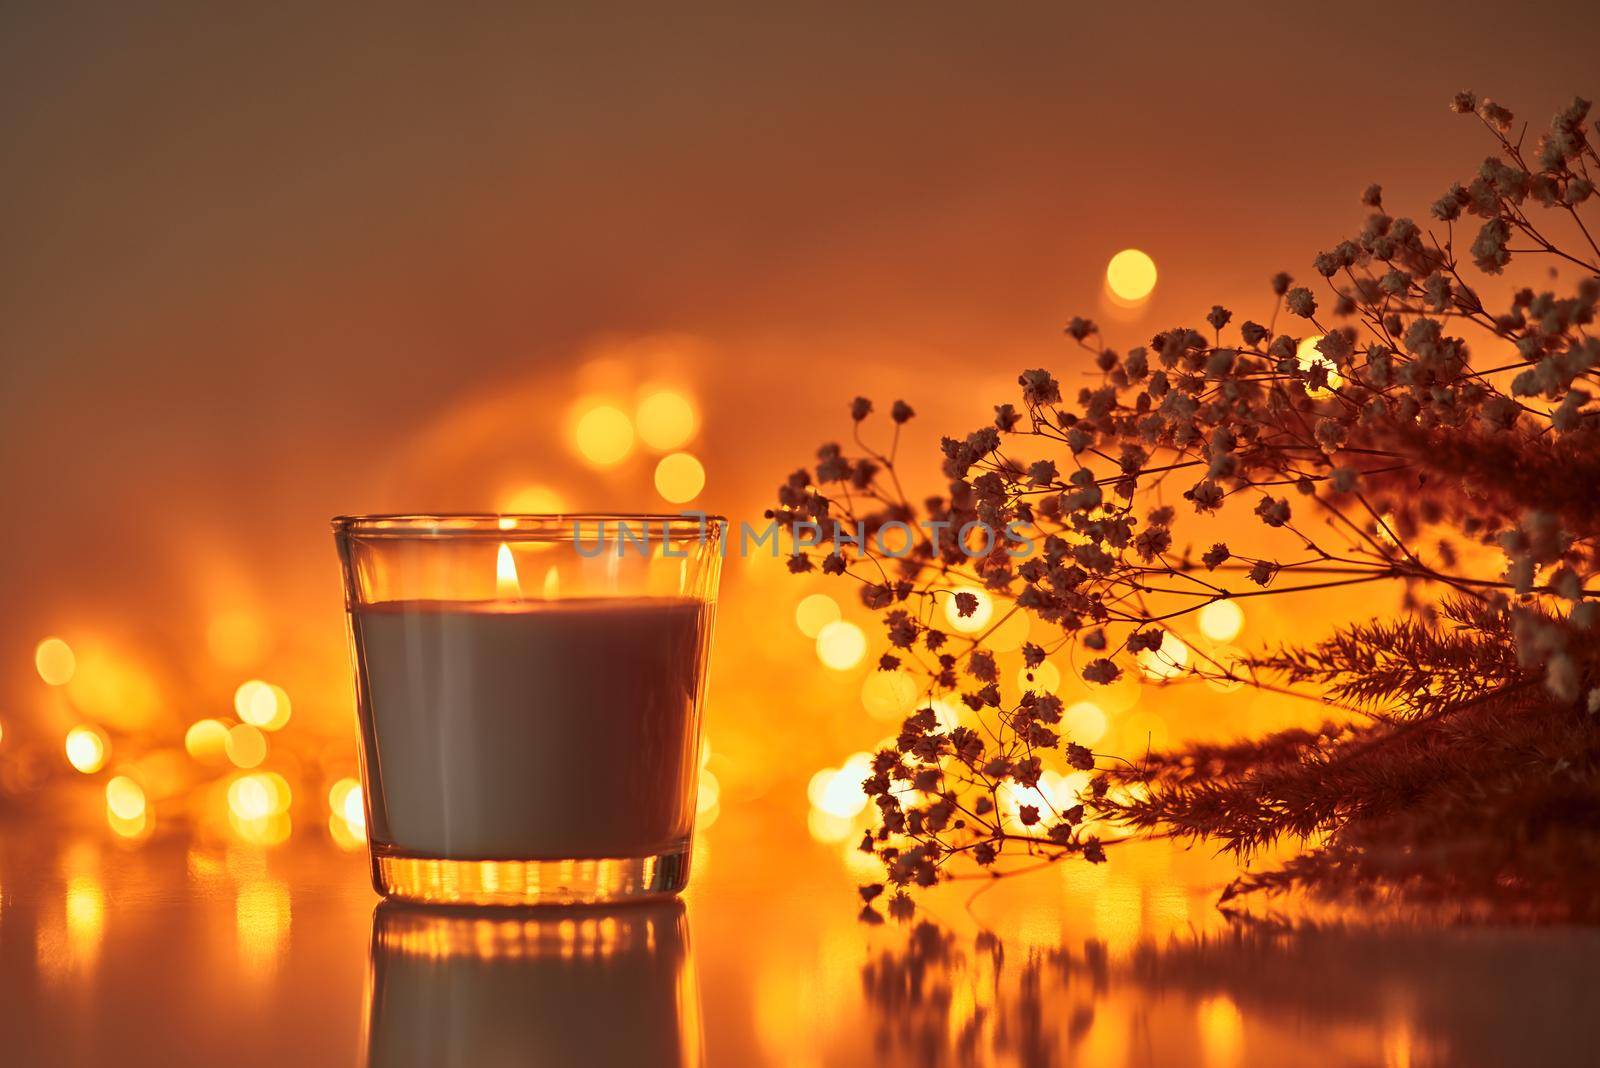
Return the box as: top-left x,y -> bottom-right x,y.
3,799 -> 1597,1068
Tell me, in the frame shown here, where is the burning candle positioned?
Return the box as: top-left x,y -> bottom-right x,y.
335,514 -> 723,906
354,596 -> 711,859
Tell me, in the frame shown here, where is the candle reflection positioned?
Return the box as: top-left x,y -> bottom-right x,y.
366,901 -> 703,1067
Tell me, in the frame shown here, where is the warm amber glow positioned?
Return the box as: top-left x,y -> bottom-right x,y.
1198,599 -> 1245,642
63,873 -> 105,972
231,812 -> 292,846
815,620 -> 867,671
1063,701 -> 1108,745
235,880 -> 291,975
1296,334 -> 1343,397
234,680 -> 291,731
497,483 -> 565,518
654,452 -> 706,503
572,404 -> 635,466
793,593 -> 841,638
1118,710 -> 1173,752
1198,995 -> 1245,1067
943,586 -> 994,633
636,389 -> 698,450
986,609 -> 1031,652
206,612 -> 266,668
184,718 -> 232,765
496,542 -> 521,598
1137,630 -> 1190,680
225,723 -> 268,769
1105,248 -> 1158,303
64,725 -> 109,773
860,669 -> 919,720
35,637 -> 76,686
63,644 -> 160,732
542,565 -> 560,599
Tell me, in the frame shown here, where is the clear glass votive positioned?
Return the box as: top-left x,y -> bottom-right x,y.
333,513 -> 724,906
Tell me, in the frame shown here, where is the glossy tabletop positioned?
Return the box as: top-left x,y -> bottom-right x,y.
3,795 -> 1597,1068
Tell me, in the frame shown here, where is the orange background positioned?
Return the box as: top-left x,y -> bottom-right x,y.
3,4 -> 1597,819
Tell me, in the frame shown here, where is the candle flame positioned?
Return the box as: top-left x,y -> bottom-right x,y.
542,566 -> 559,599
496,543 -> 521,598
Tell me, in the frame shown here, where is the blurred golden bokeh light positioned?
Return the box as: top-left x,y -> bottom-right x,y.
327,777 -> 366,850
184,718 -> 232,765
1137,630 -> 1190,680
231,810 -> 291,846
1204,645 -> 1250,694
1017,660 -> 1062,695
815,620 -> 867,671
225,723 -> 268,769
234,680 -> 291,731
104,777 -> 152,844
108,808 -> 151,840
1198,599 -> 1244,642
793,593 -> 841,638
105,775 -> 147,821
696,768 -> 721,830
944,587 -> 994,633
229,775 -> 273,821
1063,701 -> 1108,746
860,669 -> 919,720
1296,334 -> 1343,397
35,636 -> 76,686
653,452 -> 706,503
1105,248 -> 1158,303
229,772 -> 292,822
635,390 -> 698,450
65,725 -> 109,774
572,404 -> 635,466
808,752 -> 873,820
228,769 -> 295,846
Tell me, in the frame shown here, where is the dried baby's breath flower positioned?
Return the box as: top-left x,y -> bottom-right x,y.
788,90 -> 1600,917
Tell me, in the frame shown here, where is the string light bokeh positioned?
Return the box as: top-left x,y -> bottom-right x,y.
1,303 -> 1357,874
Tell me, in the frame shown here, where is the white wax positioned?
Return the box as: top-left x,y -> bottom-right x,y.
352,597 -> 712,860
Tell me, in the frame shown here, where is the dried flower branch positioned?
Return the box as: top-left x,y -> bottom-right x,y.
773,90 -> 1600,918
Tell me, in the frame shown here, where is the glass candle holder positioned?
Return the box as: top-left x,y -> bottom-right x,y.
334,513 -> 724,906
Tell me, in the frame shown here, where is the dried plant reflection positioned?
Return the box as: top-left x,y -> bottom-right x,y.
859,916 -> 1600,1067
